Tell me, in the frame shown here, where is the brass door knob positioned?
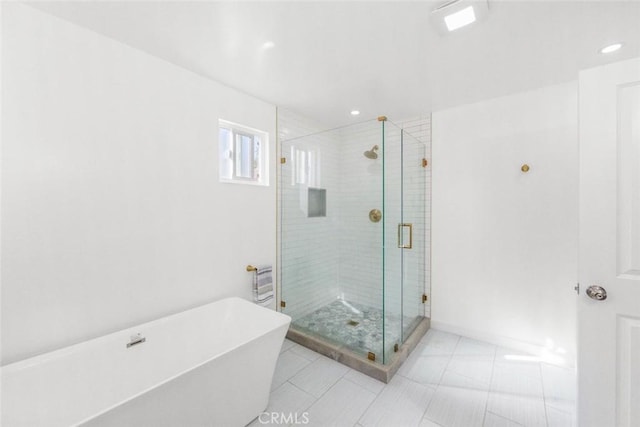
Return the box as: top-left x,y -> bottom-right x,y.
521,164 -> 530,172
369,209 -> 382,223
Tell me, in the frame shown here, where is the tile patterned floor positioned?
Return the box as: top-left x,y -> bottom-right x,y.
292,300 -> 417,360
249,329 -> 576,427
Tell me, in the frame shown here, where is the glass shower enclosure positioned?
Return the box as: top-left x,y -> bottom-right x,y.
278,116 -> 429,370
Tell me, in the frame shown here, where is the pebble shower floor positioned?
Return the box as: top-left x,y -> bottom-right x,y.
292,299 -> 417,361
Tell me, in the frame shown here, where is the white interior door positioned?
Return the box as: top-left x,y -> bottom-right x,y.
578,57 -> 640,427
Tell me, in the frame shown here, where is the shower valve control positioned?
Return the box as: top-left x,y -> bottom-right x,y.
369,209 -> 382,223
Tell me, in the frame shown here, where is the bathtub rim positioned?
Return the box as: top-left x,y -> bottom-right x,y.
1,296 -> 291,426
2,296 -> 289,373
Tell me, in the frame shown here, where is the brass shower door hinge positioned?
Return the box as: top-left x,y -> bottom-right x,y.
367,352 -> 376,361
422,294 -> 428,303
280,157 -> 286,164
280,300 -> 286,308
422,158 -> 428,168
394,343 -> 399,352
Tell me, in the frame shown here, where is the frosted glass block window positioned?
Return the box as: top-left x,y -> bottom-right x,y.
219,119 -> 269,186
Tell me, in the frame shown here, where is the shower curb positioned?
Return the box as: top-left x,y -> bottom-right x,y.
286,317 -> 430,383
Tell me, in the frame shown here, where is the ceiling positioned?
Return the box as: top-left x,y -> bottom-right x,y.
28,0 -> 640,127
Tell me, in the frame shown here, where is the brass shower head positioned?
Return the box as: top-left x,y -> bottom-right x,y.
363,145 -> 379,159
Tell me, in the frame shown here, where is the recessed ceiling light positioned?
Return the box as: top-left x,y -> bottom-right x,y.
599,43 -> 623,54
262,41 -> 275,50
444,5 -> 476,31
350,110 -> 360,116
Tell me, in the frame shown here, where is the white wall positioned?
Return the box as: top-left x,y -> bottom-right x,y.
1,4 -> 276,364
432,82 -> 578,364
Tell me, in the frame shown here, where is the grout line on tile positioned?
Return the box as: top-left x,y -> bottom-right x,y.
342,371 -> 385,396
394,352 -> 454,387
354,376 -> 436,426
281,380 -> 320,415
480,345 -> 498,427
486,411 -> 525,426
308,373 -> 376,426
539,361 -> 551,427
421,413 -> 446,426
296,359 -> 352,405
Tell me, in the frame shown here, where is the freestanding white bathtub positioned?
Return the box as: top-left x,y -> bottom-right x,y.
1,297 -> 291,427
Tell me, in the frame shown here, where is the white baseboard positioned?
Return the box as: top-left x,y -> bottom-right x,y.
429,320 -> 576,369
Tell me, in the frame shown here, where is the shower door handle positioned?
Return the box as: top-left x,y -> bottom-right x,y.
398,223 -> 413,249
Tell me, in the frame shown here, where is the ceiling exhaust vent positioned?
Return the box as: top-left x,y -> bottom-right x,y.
430,0 -> 489,35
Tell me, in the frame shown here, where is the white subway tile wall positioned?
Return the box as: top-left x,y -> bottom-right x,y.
335,121 -> 385,311
279,109 -> 341,320
278,109 -> 432,336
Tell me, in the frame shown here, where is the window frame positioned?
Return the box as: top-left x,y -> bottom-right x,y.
218,119 -> 269,186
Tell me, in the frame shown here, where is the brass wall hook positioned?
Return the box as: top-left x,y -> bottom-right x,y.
246,265 -> 257,272
521,164 -> 530,172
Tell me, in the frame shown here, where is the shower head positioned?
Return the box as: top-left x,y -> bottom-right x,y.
363,145 -> 379,159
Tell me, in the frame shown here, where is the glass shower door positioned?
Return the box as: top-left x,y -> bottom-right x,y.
383,121 -> 426,363
382,120 -> 403,363
400,129 -> 426,341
